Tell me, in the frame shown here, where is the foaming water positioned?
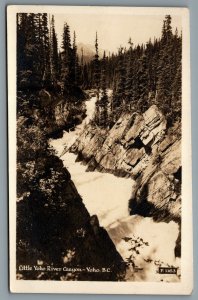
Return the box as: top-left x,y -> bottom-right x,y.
49,93 -> 180,282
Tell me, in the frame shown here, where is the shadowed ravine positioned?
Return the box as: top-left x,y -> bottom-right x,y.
49,93 -> 181,282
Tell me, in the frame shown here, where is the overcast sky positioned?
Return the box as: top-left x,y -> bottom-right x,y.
53,14 -> 182,54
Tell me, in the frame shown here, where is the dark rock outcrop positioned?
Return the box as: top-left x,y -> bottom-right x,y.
16,92 -> 125,281
17,155 -> 125,281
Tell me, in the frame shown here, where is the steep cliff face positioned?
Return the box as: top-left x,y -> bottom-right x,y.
17,92 -> 125,281
71,105 -> 181,225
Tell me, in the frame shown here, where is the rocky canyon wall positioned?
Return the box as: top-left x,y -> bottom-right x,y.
71,105 -> 181,228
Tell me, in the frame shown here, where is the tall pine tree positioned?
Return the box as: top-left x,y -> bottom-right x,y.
60,23 -> 72,96
94,32 -> 101,125
97,52 -> 109,127
50,15 -> 59,86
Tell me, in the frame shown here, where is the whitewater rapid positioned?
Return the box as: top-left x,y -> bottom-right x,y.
49,93 -> 180,282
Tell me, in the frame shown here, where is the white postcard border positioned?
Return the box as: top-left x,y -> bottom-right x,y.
8,5 -> 193,294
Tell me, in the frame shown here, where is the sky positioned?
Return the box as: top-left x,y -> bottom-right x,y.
53,13 -> 182,54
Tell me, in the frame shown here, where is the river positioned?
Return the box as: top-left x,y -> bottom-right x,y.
49,93 -> 180,282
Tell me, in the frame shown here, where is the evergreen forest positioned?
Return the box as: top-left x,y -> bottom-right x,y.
17,13 -> 182,128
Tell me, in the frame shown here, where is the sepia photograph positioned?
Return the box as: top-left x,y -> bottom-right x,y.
8,6 -> 192,294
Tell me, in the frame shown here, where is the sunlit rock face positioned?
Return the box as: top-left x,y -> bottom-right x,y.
71,105 -> 181,225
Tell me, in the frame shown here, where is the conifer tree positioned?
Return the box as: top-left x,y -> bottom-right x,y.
61,23 -> 72,95
17,13 -> 28,77
111,47 -> 126,121
94,32 -> 101,125
72,31 -> 81,86
19,13 -> 41,88
156,15 -> 175,123
97,52 -> 109,127
136,54 -> 149,112
50,15 -> 59,85
41,13 -> 51,86
116,47 -> 126,105
171,30 -> 182,121
93,32 -> 100,93
125,39 -> 134,109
